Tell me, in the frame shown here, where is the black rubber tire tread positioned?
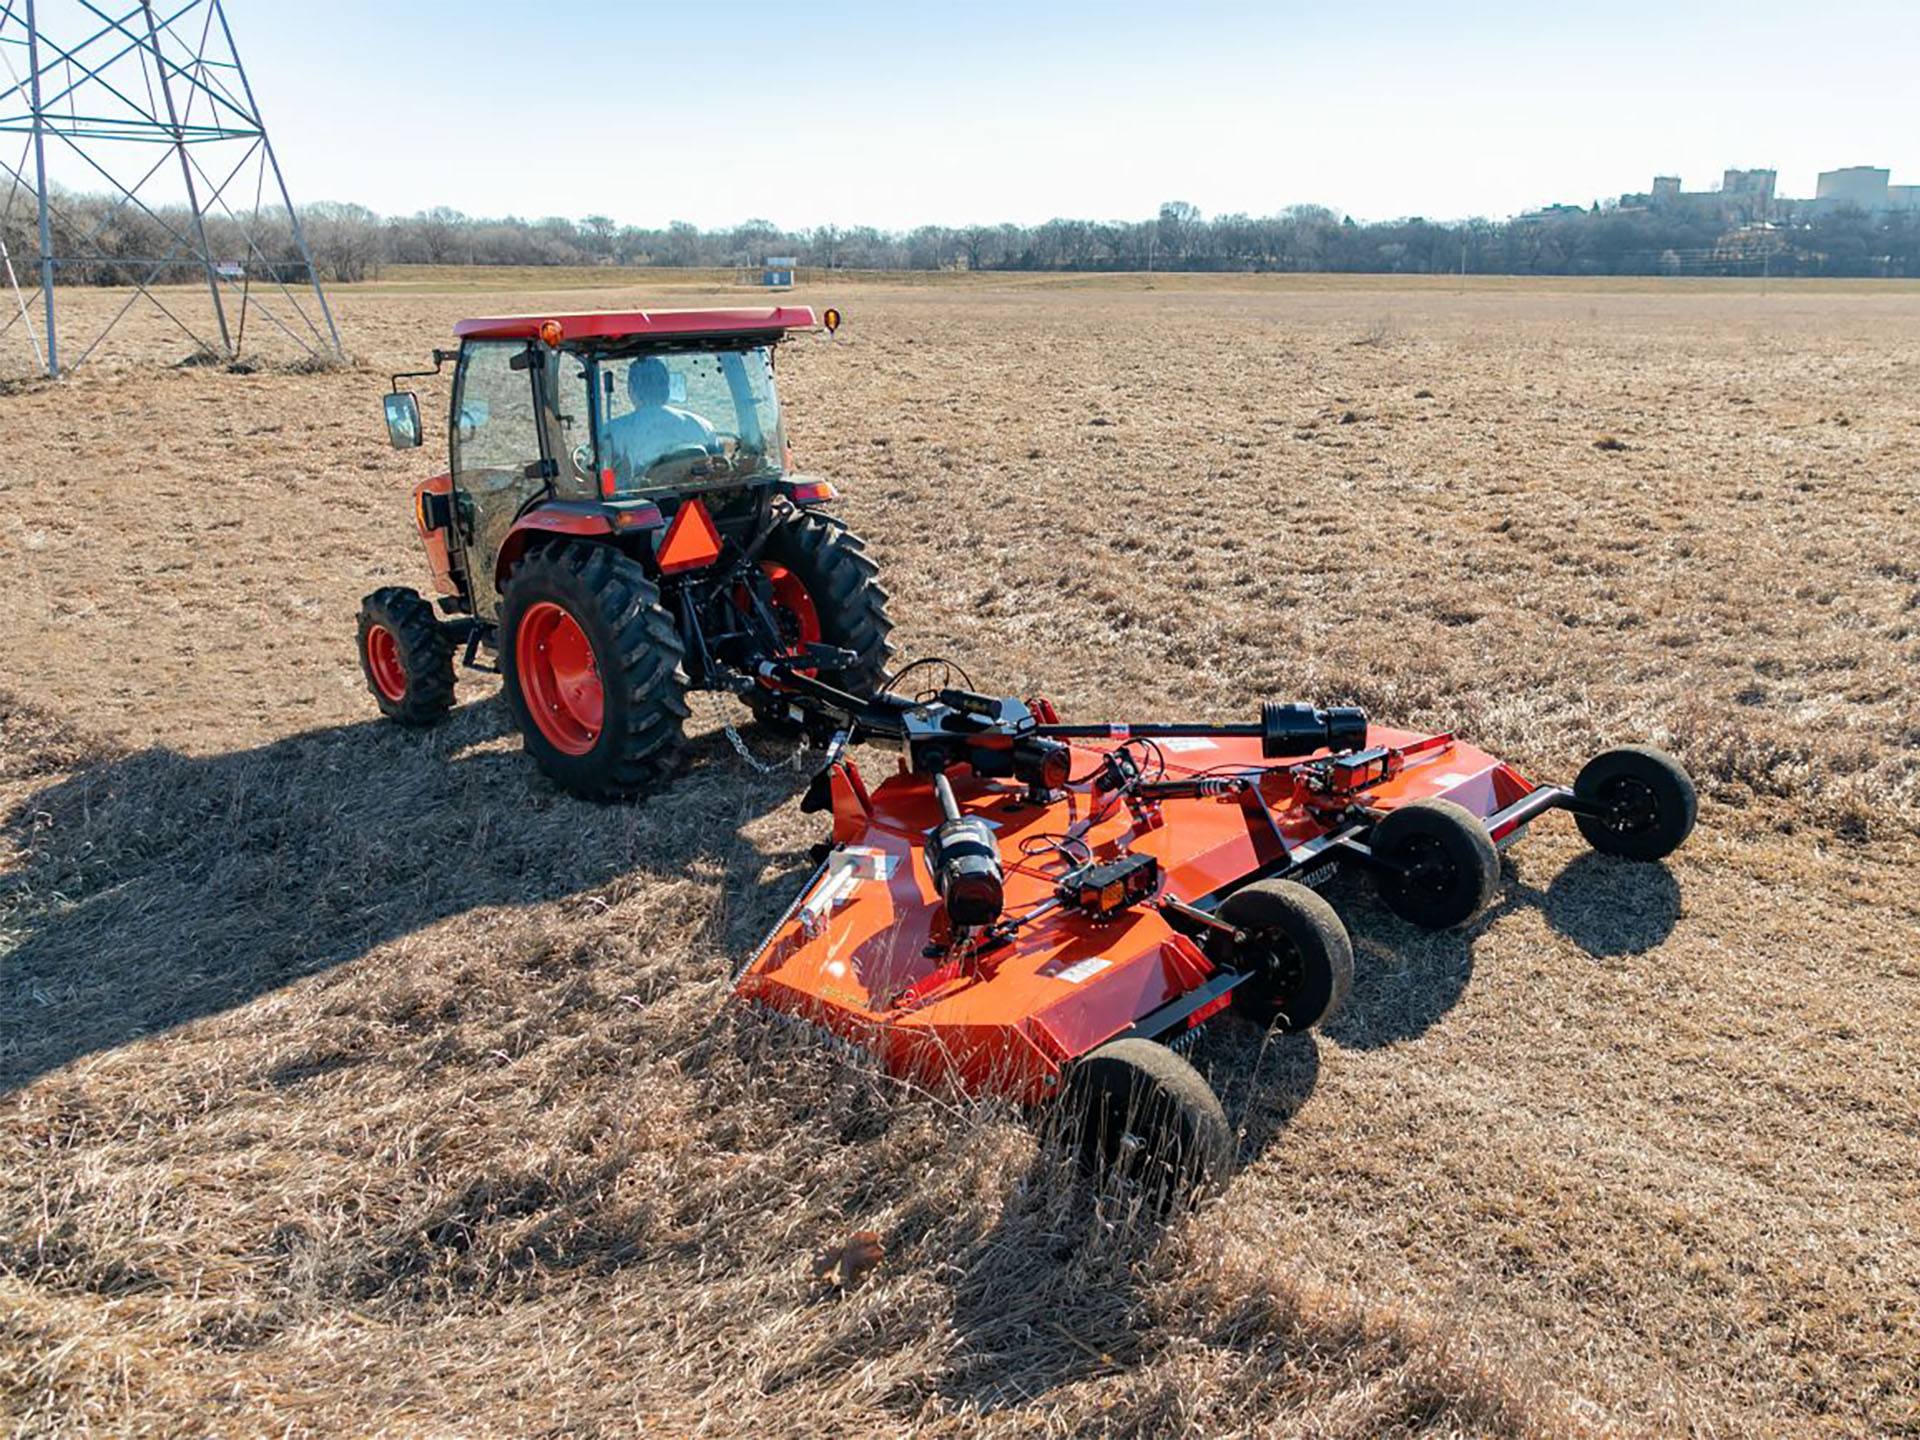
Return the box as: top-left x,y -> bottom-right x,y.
1217,878 -> 1354,1033
500,540 -> 690,799
1371,797 -> 1501,931
759,508 -> 894,696
1060,1037 -> 1233,1209
1573,745 -> 1697,861
357,586 -> 455,726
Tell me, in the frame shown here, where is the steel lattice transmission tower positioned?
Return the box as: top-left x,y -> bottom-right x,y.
0,0 -> 341,375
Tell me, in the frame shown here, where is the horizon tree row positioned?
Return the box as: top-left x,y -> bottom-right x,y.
3,190 -> 1914,284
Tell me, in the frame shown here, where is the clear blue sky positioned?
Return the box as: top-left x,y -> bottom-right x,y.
227,0 -> 1917,229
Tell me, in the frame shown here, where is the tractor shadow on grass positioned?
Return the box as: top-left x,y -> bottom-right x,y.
1321,851 -> 1682,1050
0,698 -> 815,1093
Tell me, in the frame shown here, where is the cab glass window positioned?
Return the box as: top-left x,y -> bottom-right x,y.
453,341 -> 541,474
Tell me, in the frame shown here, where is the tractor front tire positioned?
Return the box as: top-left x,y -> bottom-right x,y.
1573,745 -> 1697,861
1060,1037 -> 1232,1209
751,509 -> 893,731
500,542 -> 689,800
358,586 -> 455,725
1217,878 -> 1354,1033
1370,797 -> 1501,931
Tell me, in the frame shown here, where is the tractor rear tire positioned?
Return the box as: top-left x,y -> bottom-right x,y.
1370,797 -> 1500,931
750,510 -> 893,732
358,586 -> 455,726
1216,878 -> 1354,1033
500,541 -> 689,800
1060,1037 -> 1232,1209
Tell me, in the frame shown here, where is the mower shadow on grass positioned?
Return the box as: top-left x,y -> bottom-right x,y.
930,1024 -> 1321,1416
0,698 -> 814,1093
1319,852 -> 1682,1050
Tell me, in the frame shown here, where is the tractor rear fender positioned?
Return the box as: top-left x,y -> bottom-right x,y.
494,508 -> 615,591
494,502 -> 670,591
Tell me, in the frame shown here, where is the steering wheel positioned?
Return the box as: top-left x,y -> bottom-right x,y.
642,444 -> 727,488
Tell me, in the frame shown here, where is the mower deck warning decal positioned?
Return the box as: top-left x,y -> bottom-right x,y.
1051,956 -> 1112,985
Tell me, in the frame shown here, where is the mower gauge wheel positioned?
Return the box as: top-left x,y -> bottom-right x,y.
1573,745 -> 1696,861
1216,879 -> 1354,1033
1058,1038 -> 1232,1210
1370,797 -> 1500,931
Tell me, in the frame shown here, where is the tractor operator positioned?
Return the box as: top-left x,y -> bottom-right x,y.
602,356 -> 719,485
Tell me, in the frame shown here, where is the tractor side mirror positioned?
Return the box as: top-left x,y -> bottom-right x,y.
668,372 -> 687,405
383,391 -> 423,449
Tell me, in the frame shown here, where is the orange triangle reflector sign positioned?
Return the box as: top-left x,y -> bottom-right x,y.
657,497 -> 722,574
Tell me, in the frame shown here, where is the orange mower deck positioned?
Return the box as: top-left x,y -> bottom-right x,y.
739,723 -> 1538,1104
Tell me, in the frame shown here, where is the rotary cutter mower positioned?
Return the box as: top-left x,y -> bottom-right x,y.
736,662 -> 1695,1200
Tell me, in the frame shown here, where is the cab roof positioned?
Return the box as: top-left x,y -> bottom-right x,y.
452,306 -> 817,342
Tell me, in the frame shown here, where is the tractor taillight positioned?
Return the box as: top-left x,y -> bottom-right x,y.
600,466 -> 617,499
789,479 -> 836,504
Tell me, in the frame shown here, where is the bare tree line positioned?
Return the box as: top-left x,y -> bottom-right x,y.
5,189 -> 1917,283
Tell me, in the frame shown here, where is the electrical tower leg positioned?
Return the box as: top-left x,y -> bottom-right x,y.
25,0 -> 56,375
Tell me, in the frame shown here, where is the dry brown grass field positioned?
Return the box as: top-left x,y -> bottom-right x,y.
2,274 -> 1917,1437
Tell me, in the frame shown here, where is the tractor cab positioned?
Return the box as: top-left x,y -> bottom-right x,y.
382,308 -> 828,625
363,305 -> 888,800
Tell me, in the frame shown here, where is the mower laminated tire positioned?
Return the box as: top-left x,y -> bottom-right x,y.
1060,1037 -> 1232,1209
749,509 -> 894,733
1370,797 -> 1500,931
1573,745 -> 1697,861
357,586 -> 455,726
1216,878 -> 1354,1033
500,541 -> 690,800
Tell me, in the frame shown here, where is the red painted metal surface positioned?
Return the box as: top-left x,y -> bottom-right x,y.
493,509 -> 614,588
453,308 -> 817,342
515,601 -> 602,755
413,474 -> 459,598
737,725 -> 1538,1104
363,623 -> 407,702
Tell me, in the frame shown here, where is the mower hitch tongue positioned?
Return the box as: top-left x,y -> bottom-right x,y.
358,306 -> 1696,1204
736,669 -> 1697,1203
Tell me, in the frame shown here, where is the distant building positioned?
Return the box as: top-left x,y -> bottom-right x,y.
762,256 -> 797,288
1520,202 -> 1588,221
1613,163 -> 1912,227
1721,168 -> 1777,221
1816,166 -> 1891,212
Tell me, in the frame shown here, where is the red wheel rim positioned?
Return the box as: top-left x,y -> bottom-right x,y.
365,623 -> 408,702
738,563 -> 821,684
515,601 -> 603,755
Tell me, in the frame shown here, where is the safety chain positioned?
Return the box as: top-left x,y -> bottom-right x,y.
705,692 -> 810,774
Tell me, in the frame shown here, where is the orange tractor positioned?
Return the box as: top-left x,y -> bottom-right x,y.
361,306 -> 887,797
364,307 -> 1696,1203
